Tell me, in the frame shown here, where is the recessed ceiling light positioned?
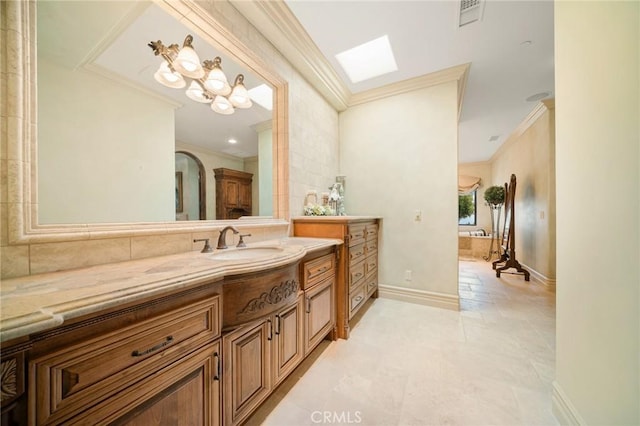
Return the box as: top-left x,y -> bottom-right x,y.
248,84 -> 273,111
228,138 -> 237,144
520,40 -> 532,46
335,35 -> 398,84
489,135 -> 500,142
526,91 -> 551,102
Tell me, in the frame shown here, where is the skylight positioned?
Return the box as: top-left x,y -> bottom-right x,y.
248,84 -> 273,111
335,35 -> 398,84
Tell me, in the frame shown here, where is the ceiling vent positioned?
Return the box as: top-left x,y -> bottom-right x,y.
458,0 -> 485,27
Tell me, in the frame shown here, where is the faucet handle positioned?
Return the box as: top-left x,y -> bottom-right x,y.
237,234 -> 252,248
194,238 -> 213,253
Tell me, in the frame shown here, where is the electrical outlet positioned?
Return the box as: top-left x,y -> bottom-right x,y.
404,270 -> 412,281
414,210 -> 422,222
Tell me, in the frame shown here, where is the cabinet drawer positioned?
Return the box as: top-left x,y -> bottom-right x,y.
349,260 -> 366,289
349,243 -> 366,265
347,224 -> 366,247
365,223 -> 378,241
365,255 -> 378,277
30,296 -> 221,425
70,341 -> 221,426
364,239 -> 377,256
366,274 -> 378,296
349,284 -> 366,319
303,253 -> 335,290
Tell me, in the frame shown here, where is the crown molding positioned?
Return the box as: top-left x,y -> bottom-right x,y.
230,0 -> 350,111
489,98 -> 555,163
231,1 -> 471,114
349,63 -> 470,114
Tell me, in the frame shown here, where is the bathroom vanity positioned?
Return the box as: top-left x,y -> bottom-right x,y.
0,238 -> 339,426
292,217 -> 381,339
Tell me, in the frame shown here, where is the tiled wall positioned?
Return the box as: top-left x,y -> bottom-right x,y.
0,0 -> 341,279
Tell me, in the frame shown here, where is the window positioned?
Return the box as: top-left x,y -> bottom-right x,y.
458,191 -> 477,226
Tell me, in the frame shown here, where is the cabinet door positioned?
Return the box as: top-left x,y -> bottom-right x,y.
305,277 -> 335,355
73,341 -> 221,426
223,320 -> 272,426
273,296 -> 304,385
224,181 -> 239,208
238,182 -> 252,211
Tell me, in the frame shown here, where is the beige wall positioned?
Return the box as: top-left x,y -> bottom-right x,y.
490,104 -> 556,281
340,82 -> 460,304
554,1 -> 639,424
458,162 -> 493,233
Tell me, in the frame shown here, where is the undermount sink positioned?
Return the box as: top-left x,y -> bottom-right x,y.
208,246 -> 284,260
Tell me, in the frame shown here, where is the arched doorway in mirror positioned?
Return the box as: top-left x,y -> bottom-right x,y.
175,151 -> 206,220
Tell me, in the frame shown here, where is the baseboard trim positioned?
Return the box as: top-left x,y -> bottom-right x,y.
521,263 -> 556,289
378,284 -> 459,311
552,381 -> 585,425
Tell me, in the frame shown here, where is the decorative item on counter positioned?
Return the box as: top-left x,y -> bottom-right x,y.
321,192 -> 329,207
304,190 -> 318,207
329,180 -> 346,216
335,176 -> 346,215
304,189 -> 334,215
304,204 -> 334,216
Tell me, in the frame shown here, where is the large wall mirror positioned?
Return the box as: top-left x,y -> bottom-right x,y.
4,0 -> 288,243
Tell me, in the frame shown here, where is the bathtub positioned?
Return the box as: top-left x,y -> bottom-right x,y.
458,230 -> 496,259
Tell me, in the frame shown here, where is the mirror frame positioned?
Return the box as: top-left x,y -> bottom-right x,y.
3,0 -> 289,245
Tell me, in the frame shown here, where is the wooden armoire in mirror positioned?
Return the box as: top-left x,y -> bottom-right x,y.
214,168 -> 253,219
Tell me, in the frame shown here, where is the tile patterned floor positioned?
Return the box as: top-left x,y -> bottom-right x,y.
246,260 -> 558,426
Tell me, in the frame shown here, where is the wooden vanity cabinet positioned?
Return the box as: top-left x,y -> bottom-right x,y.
9,284 -> 223,426
214,168 -> 253,219
293,218 -> 380,339
222,295 -> 304,426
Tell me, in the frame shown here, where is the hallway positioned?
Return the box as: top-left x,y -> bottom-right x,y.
247,260 -> 557,425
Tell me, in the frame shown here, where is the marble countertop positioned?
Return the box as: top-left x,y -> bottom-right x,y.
291,215 -> 381,221
0,237 -> 342,343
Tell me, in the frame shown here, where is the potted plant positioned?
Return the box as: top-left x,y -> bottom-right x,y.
482,185 -> 506,261
484,185 -> 505,206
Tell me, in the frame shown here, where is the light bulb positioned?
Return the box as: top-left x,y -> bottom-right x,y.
172,35 -> 205,79
153,61 -> 186,89
185,81 -> 211,103
211,95 -> 234,115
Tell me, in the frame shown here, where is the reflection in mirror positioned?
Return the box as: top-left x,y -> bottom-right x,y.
175,151 -> 205,220
36,1 -> 273,224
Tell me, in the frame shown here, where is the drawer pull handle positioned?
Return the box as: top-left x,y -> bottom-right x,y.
275,315 -> 281,335
214,351 -> 221,381
267,319 -> 273,341
131,336 -> 174,357
316,265 -> 329,273
354,295 -> 363,304
354,272 -> 363,278
306,297 -> 311,313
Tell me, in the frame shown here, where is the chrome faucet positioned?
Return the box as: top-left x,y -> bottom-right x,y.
217,226 -> 239,249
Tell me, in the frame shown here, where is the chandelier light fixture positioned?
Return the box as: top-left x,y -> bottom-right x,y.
148,35 -> 252,115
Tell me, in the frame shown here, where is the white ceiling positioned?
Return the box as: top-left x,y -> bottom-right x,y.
281,0 -> 555,163
38,0 -> 554,164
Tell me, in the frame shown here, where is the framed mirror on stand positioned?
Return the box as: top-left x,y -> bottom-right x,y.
492,174 -> 530,281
